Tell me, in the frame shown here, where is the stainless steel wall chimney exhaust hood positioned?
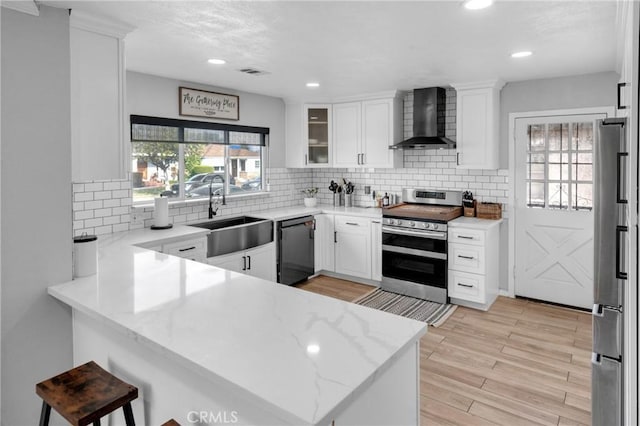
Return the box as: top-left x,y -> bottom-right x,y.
389,87 -> 455,150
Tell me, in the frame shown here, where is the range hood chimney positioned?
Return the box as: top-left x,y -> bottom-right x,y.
390,87 -> 455,149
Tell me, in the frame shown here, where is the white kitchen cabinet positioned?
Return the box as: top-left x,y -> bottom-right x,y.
284,104 -> 332,168
314,214 -> 335,273
370,219 -> 382,281
332,102 -> 362,168
332,96 -> 402,168
70,12 -> 133,181
451,80 -> 504,170
334,215 -> 371,280
447,220 -> 500,311
162,236 -> 207,263
208,242 -> 276,282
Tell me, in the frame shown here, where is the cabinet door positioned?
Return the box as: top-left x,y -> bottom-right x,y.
71,27 -> 125,181
207,251 -> 245,274
304,104 -> 332,167
453,81 -> 502,170
370,219 -> 382,281
362,99 -> 394,168
333,102 -> 361,168
314,214 -> 335,272
335,216 -> 371,279
246,242 -> 276,282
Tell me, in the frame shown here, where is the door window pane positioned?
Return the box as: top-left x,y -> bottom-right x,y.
525,122 -> 593,211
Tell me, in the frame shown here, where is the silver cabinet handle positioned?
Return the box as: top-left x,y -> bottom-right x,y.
242,256 -> 247,271
346,222 -> 359,226
304,154 -> 308,165
178,246 -> 196,252
247,255 -> 251,270
334,231 -> 337,243
457,283 -> 473,288
457,235 -> 474,240
361,153 -> 365,164
372,220 -> 381,224
456,152 -> 460,165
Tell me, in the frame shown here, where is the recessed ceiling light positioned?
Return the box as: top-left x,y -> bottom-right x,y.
464,0 -> 493,10
306,82 -> 320,88
511,51 -> 533,58
207,58 -> 226,65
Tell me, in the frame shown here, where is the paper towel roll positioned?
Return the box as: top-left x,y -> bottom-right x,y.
154,197 -> 169,227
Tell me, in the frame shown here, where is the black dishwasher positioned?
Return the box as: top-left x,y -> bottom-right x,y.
277,216 -> 315,285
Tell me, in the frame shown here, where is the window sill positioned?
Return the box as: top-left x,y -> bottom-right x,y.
133,191 -> 271,209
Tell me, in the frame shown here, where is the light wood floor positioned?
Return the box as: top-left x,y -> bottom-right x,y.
296,276 -> 592,426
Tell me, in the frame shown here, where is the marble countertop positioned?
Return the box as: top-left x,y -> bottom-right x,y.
49,220 -> 426,425
450,216 -> 503,229
250,205 -> 382,221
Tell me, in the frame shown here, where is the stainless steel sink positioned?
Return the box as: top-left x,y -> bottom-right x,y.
190,216 -> 273,257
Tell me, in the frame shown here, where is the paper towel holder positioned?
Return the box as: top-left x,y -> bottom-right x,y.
151,194 -> 173,230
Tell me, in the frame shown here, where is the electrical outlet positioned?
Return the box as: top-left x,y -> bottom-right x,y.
131,211 -> 142,225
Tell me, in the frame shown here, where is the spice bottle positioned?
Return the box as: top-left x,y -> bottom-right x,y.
382,193 -> 390,207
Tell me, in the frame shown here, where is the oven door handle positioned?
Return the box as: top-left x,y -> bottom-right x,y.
382,225 -> 447,240
382,244 -> 447,260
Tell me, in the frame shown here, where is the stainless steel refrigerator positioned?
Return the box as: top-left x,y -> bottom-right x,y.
592,117 -> 628,426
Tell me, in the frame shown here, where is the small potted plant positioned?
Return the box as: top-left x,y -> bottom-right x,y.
301,187 -> 319,207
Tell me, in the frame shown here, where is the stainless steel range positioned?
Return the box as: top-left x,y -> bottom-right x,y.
381,189 -> 463,303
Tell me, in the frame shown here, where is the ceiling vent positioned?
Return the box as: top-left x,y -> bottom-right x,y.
238,68 -> 270,76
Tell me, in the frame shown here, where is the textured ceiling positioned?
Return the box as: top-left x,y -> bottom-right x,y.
44,1 -> 618,102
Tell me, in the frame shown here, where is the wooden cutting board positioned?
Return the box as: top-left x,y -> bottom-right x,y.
383,203 -> 463,221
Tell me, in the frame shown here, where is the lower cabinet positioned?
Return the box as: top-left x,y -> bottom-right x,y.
370,219 -> 382,281
208,242 -> 276,282
314,214 -> 335,273
334,215 -> 372,280
447,222 -> 500,310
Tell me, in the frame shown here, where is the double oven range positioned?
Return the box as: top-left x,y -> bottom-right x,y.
381,189 -> 463,304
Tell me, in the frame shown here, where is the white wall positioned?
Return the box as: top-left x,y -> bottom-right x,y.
1,6 -> 73,425
127,71 -> 287,167
500,71 -> 619,167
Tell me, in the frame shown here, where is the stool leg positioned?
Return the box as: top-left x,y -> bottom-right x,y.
39,401 -> 51,426
122,402 -> 135,426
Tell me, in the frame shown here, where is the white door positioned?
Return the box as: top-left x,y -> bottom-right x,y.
514,114 -> 605,309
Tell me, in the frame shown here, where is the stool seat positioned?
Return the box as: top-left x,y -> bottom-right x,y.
36,361 -> 138,426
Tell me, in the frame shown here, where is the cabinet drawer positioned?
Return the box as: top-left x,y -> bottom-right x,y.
448,270 -> 485,303
448,228 -> 485,246
163,238 -> 207,261
334,216 -> 370,231
449,243 -> 485,274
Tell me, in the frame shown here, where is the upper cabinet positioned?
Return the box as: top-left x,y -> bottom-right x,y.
286,92 -> 402,169
333,95 -> 403,169
451,80 -> 504,170
70,11 -> 133,181
285,104 -> 332,168
615,0 -> 638,116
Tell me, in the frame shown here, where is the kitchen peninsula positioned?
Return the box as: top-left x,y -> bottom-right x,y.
48,222 -> 427,425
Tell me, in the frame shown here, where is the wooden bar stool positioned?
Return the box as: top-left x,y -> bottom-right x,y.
36,360 -> 138,426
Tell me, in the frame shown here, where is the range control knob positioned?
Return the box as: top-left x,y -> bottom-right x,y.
389,219 -> 396,226
409,221 -> 416,227
425,223 -> 431,229
432,224 -> 439,231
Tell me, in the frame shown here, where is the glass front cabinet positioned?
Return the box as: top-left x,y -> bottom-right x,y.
303,104 -> 332,167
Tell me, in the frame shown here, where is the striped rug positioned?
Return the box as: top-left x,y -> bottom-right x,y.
353,288 -> 457,327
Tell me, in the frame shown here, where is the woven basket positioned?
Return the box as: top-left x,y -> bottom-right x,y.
476,202 -> 502,220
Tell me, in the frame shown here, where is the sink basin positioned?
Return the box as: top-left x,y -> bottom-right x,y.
190,216 -> 273,258
190,215 -> 266,231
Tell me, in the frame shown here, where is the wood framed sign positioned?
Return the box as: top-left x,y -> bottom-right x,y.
179,87 -> 239,120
